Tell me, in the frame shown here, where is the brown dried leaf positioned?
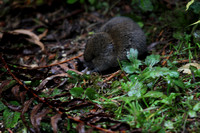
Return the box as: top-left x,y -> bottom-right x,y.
19,91 -> 27,103
60,98 -> 86,108
22,98 -> 34,114
36,73 -> 71,91
110,122 -> 130,131
11,29 -> 45,51
51,114 -> 62,133
38,29 -> 48,40
30,103 -> 43,132
76,123 -> 85,133
11,85 -> 20,99
0,80 -> 16,96
34,108 -> 50,130
21,98 -> 34,131
2,100 -> 21,111
59,63 -> 70,72
67,102 -> 93,111
178,63 -> 200,74
50,66 -> 65,75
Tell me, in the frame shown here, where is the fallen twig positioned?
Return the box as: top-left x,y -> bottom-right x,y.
103,70 -> 122,82
161,51 -> 173,66
27,53 -> 83,70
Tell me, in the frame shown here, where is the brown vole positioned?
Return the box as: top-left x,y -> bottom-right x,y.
84,16 -> 147,72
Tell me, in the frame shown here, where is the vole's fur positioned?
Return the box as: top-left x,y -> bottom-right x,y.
84,16 -> 147,72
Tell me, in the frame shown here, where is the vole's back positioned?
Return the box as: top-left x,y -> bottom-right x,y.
84,16 -> 147,72
100,16 -> 147,61
99,16 -> 141,33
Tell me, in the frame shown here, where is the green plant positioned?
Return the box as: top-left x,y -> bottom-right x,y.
172,33 -> 200,61
121,48 -> 184,96
101,48 -> 200,132
0,101 -> 26,132
131,0 -> 154,12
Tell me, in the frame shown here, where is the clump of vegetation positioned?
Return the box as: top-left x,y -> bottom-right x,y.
105,48 -> 200,132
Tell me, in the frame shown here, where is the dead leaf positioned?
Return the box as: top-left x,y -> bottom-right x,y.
11,29 -> 45,51
51,114 -> 62,133
30,103 -> 43,132
178,63 -> 200,74
76,123 -> 85,133
11,85 -> 20,100
36,73 -> 71,91
38,29 -> 48,40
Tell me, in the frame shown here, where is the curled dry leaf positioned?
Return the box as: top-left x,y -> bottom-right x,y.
51,114 -> 62,133
11,85 -> 20,100
34,108 -> 50,132
76,123 -> 85,133
178,63 -> 200,74
36,73 -> 71,91
31,103 -> 43,128
11,29 -> 45,51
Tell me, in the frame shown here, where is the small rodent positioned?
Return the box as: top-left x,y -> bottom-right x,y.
84,16 -> 147,72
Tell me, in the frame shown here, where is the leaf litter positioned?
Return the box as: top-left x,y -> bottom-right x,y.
0,1 -> 133,132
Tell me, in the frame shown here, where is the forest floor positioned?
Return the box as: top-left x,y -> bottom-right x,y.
0,0 -> 200,132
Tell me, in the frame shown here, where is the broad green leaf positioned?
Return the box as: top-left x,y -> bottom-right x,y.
143,91 -> 167,99
164,120 -> 174,129
123,64 -> 137,74
127,48 -> 138,61
3,109 -> 21,128
121,80 -> 146,97
140,67 -> 179,80
141,67 -> 179,80
70,87 -> 84,97
145,55 -> 160,67
85,88 -> 98,100
129,74 -> 138,82
150,67 -> 179,78
122,60 -> 141,74
188,110 -> 197,118
160,93 -> 180,105
193,102 -> 200,111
